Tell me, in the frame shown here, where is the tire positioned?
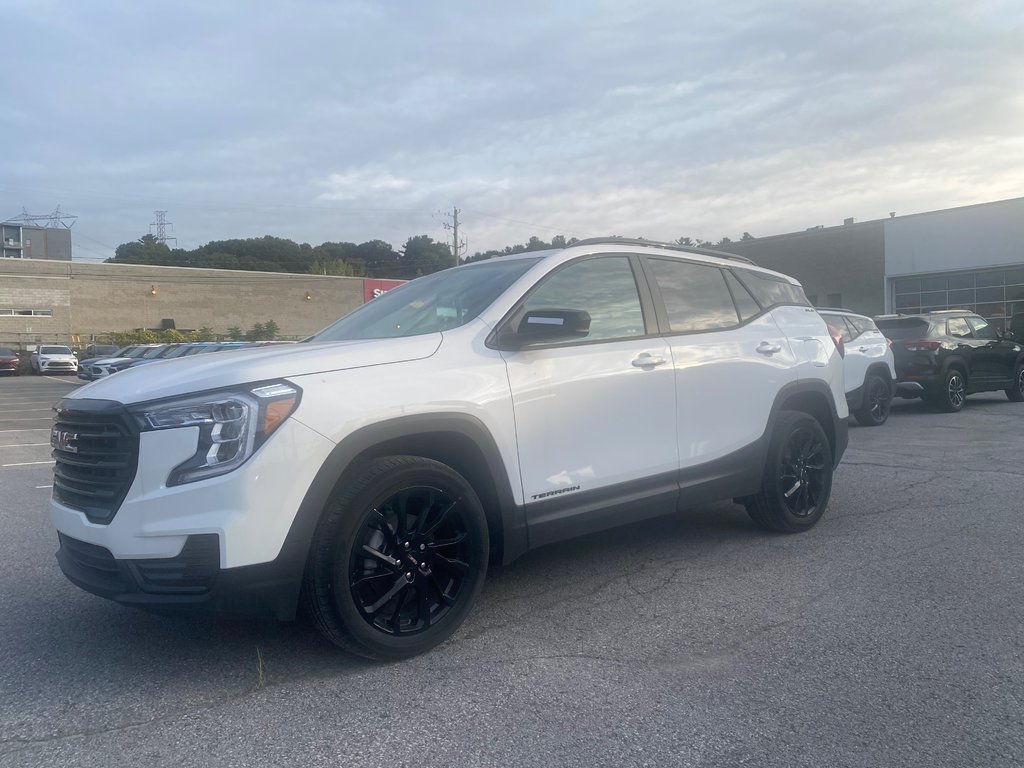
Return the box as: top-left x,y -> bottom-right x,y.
744,410 -> 834,533
854,374 -> 892,427
303,456 -> 489,660
1006,365 -> 1024,402
934,369 -> 967,412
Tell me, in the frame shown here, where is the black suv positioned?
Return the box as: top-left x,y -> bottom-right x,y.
875,310 -> 1024,412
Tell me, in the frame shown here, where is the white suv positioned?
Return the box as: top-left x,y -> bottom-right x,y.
817,309 -> 897,426
30,345 -> 78,375
50,239 -> 848,659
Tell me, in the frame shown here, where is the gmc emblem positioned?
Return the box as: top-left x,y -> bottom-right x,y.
51,429 -> 79,454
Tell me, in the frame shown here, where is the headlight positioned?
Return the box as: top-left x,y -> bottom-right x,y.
131,382 -> 300,486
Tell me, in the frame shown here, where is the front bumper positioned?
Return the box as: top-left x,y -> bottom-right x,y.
50,410 -> 336,619
56,532 -> 303,620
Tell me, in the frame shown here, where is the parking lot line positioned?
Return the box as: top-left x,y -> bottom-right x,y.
41,376 -> 80,384
0,408 -> 52,413
0,443 -> 50,448
1,417 -> 56,422
0,428 -> 51,433
2,460 -> 55,467
36,484 -> 53,489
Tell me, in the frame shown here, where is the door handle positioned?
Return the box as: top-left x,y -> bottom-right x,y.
632,353 -> 667,368
858,346 -> 868,352
756,342 -> 782,356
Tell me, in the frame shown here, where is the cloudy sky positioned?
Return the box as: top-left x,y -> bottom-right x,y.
2,0 -> 1022,261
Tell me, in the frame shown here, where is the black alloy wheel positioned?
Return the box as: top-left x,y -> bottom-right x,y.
304,456 -> 488,660
938,369 -> 967,413
1006,365 -> 1024,403
744,410 -> 833,533
854,374 -> 892,427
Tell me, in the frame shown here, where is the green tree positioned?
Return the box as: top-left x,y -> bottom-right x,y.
400,235 -> 452,277
741,232 -> 755,241
194,326 -> 216,341
226,326 -> 244,341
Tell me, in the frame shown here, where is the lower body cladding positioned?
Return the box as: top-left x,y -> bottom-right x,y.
51,417 -> 336,620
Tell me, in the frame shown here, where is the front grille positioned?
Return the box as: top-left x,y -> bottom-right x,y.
52,399 -> 139,524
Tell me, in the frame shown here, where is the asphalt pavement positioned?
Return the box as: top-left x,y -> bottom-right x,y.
1,374 -> 1021,767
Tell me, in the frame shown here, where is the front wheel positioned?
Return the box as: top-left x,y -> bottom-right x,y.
854,374 -> 892,426
303,456 -> 489,660
1006,365 -> 1024,402
744,410 -> 834,533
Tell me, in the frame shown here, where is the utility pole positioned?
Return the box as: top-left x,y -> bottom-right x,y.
441,206 -> 467,267
150,210 -> 177,247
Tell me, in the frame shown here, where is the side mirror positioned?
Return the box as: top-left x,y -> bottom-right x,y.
495,309 -> 591,349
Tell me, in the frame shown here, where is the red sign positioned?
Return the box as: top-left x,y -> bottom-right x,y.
363,279 -> 405,303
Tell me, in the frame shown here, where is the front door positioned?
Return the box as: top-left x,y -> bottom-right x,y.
499,255 -> 678,546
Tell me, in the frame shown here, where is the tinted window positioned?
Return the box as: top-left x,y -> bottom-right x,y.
946,318 -> 972,338
40,346 -> 71,355
876,318 -> 931,340
522,257 -> 644,341
967,316 -> 998,340
316,257 -> 540,341
647,259 -> 739,333
847,316 -> 876,335
820,314 -> 851,342
735,270 -> 810,308
723,270 -> 761,321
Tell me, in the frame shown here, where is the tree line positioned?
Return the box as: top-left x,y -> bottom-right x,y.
107,231 -> 756,278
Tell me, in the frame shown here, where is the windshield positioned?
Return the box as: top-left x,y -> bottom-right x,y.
140,346 -> 169,359
875,318 -> 931,340
314,258 -> 540,341
41,346 -> 72,355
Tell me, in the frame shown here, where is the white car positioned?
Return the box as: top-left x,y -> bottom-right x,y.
50,238 -> 848,660
818,308 -> 897,426
30,345 -> 78,375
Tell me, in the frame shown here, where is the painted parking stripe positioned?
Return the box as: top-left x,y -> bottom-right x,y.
2,460 -> 55,467
41,377 -> 80,384
36,484 -> 53,489
0,428 -> 50,433
0,443 -> 50,448
0,417 -> 55,422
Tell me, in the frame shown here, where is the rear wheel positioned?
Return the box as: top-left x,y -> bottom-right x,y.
854,374 -> 892,426
934,369 -> 967,412
303,456 -> 488,660
1006,365 -> 1024,402
744,410 -> 834,533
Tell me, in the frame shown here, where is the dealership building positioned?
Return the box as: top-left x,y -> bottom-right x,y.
724,196 -> 1024,332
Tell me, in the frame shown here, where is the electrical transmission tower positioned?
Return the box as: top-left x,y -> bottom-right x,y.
149,211 -> 177,247
10,205 -> 78,228
440,206 -> 468,266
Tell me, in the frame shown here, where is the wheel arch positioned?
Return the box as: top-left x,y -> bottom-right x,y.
772,380 -> 845,468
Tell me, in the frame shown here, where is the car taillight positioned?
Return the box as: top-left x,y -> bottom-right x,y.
827,325 -> 845,358
904,340 -> 941,352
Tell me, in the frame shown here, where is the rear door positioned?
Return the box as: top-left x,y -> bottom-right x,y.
642,258 -> 799,480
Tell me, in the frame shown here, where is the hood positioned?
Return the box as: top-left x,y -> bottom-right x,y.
68,335 -> 443,404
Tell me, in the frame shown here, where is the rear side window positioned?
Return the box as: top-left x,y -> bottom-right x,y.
847,316 -> 876,336
946,317 -> 972,338
646,258 -> 739,333
735,270 -> 810,308
821,314 -> 854,343
876,318 -> 931,340
723,270 -> 761,321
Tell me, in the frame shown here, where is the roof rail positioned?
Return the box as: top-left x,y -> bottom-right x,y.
568,237 -> 757,265
814,307 -> 857,314
923,309 -> 972,315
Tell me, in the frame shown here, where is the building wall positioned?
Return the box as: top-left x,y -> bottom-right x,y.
722,221 -> 886,316
884,197 -> 1024,277
0,258 -> 367,347
0,224 -> 73,261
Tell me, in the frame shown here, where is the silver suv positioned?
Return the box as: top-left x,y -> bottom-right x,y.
818,309 -> 897,426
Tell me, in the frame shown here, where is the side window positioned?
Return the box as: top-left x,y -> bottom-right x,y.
723,270 -> 761,321
947,318 -> 972,338
848,316 -> 875,336
822,315 -> 854,343
522,257 -> 645,342
967,316 -> 998,340
646,259 -> 740,333
735,270 -> 811,308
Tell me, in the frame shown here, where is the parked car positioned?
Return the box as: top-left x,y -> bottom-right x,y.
81,344 -> 120,360
78,344 -> 168,381
30,345 -> 78,375
875,309 -> 1024,411
817,309 -> 897,426
0,347 -> 20,376
50,238 -> 848,660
